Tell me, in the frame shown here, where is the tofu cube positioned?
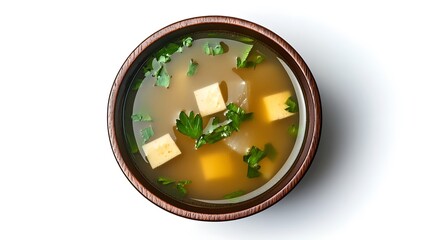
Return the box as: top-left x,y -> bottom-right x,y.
263,91 -> 295,121
142,134 -> 181,169
199,151 -> 233,180
194,83 -> 226,116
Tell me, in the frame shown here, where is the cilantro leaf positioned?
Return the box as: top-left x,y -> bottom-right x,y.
187,59 -> 198,76
288,124 -> 299,137
156,43 -> 181,59
285,96 -> 298,113
154,65 -> 171,88
223,190 -> 246,199
264,143 -> 277,160
225,103 -> 253,131
243,146 -> 267,178
182,37 -> 193,47
157,177 -> 191,196
131,113 -> 152,122
151,58 -> 162,77
203,42 -> 226,56
196,124 -> 234,148
176,111 -> 203,139
158,55 -> 171,63
247,167 -> 261,178
176,180 -> 192,195
194,103 -> 252,149
157,177 -> 175,185
203,42 -> 213,55
125,132 -> 139,154
238,36 -> 254,43
213,44 -> 224,55
141,126 -> 154,144
137,37 -> 194,89
236,45 -> 265,69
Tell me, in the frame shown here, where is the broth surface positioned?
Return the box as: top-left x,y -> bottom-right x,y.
125,33 -> 299,201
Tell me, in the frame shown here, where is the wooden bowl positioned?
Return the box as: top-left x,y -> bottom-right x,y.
108,16 -> 321,221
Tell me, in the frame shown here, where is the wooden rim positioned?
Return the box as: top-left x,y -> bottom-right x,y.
107,16 -> 322,221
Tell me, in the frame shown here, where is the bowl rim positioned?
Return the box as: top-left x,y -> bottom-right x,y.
107,15 -> 322,221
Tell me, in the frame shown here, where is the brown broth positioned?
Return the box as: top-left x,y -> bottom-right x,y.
124,33 -> 300,202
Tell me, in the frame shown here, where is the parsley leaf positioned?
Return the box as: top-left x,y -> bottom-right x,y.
225,103 -> 253,131
223,190 -> 246,199
187,59 -> 198,76
136,36 -> 193,89
236,45 -> 265,69
154,65 -> 171,88
157,177 -> 175,185
264,143 -> 277,160
288,124 -> 299,137
195,103 -> 252,149
243,146 -> 267,178
176,180 -> 192,195
196,124 -> 234,148
157,177 -> 191,196
203,42 -> 226,56
125,132 -> 139,154
182,37 -> 193,47
131,113 -> 152,122
156,43 -> 181,59
176,111 -> 203,139
141,126 -> 154,144
285,96 -> 298,113
238,36 -> 254,43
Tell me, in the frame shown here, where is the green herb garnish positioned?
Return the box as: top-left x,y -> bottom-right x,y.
285,96 -> 298,113
125,132 -> 139,154
140,126 -> 154,144
196,124 -> 234,148
176,111 -> 203,139
131,113 -> 152,122
264,143 -> 277,160
194,103 -> 252,149
236,45 -> 265,69
203,42 -> 226,56
135,37 -> 193,89
176,180 -> 192,195
223,190 -> 246,199
156,43 -> 181,59
225,103 -> 253,131
182,37 -> 193,47
243,146 -> 267,178
154,65 -> 171,88
288,124 -> 299,137
157,177 -> 176,185
157,177 -> 192,196
238,36 -> 254,43
187,59 -> 198,76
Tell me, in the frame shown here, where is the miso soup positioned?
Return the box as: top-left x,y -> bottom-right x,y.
123,32 -> 304,203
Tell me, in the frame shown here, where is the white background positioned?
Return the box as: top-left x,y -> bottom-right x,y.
1,0 -> 428,239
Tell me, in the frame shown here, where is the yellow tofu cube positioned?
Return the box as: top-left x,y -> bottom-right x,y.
263,91 -> 295,121
142,134 -> 181,169
199,151 -> 233,180
194,83 -> 226,117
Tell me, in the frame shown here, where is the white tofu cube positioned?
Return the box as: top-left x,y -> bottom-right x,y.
199,151 -> 233,180
142,134 -> 181,169
194,83 -> 226,116
263,91 -> 295,121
